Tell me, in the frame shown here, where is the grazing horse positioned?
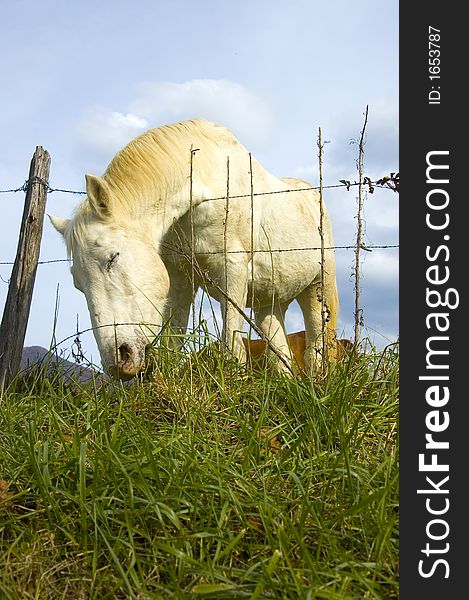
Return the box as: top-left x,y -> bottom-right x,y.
50,119 -> 338,379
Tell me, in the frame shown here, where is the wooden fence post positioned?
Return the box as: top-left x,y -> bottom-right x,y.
0,146 -> 51,390
317,127 -> 327,368
354,106 -> 368,346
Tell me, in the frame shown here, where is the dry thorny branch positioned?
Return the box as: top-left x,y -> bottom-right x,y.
340,171 -> 399,194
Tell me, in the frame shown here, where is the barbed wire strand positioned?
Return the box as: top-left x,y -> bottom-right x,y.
0,174 -> 399,200
0,243 -> 399,268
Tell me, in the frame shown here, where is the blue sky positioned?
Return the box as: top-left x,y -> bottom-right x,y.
0,0 -> 398,366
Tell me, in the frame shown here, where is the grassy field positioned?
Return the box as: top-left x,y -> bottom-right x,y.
0,340 -> 398,599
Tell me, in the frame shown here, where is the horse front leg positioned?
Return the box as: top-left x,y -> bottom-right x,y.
254,304 -> 293,375
297,282 -> 325,378
220,261 -> 249,362
162,266 -> 196,349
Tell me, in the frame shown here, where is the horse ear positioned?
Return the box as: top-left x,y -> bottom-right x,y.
48,214 -> 70,237
85,174 -> 113,218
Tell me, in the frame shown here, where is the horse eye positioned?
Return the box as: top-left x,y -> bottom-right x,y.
106,252 -> 120,271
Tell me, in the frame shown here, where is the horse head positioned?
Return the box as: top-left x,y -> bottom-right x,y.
49,174 -> 170,379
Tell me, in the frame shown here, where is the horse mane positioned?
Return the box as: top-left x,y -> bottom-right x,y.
103,118 -> 236,217
64,119 -> 241,255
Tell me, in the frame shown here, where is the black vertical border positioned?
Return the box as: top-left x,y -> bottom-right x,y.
400,3 -> 466,598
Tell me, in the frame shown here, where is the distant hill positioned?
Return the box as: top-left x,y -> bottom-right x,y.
20,346 -> 105,384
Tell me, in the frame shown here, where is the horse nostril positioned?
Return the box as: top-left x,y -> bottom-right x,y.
109,343 -> 145,380
118,343 -> 133,365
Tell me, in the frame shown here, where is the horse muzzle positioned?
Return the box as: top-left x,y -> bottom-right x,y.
107,342 -> 146,380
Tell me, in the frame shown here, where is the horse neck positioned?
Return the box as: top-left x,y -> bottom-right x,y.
153,181 -> 211,239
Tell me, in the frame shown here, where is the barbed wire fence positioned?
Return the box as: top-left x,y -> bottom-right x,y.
0,180 -> 399,268
0,124 -> 399,379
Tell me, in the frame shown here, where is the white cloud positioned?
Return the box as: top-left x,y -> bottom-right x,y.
128,79 -> 273,149
361,250 -> 399,286
75,108 -> 149,166
323,103 -> 399,179
74,79 -> 273,171
292,164 -> 318,183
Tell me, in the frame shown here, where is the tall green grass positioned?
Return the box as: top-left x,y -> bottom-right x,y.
0,341 -> 398,599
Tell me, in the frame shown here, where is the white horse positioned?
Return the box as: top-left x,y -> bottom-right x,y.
50,119 -> 338,379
